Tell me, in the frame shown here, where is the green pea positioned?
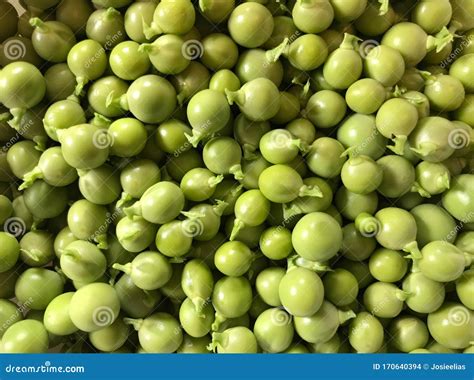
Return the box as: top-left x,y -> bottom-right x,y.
60,240 -> 107,283
181,259 -> 214,313
253,308 -> 294,353
43,292 -> 78,336
179,297 -> 214,338
212,276 -> 252,319
376,155 -> 416,198
363,282 -> 407,318
116,216 -> 157,253
349,312 -> 384,353
89,318 -> 129,352
115,274 -> 161,319
341,223 -> 376,261
0,232 -> 20,273
259,226 -> 293,261
305,91 -> 347,128
210,326 -> 258,353
456,269 -> 474,309
19,230 -> 53,267
292,0 -> 333,34
411,204 -> 457,247
144,0 -> 195,39
6,140 -> 42,180
177,334 -> 211,354
209,69 -> 241,94
415,161 -> 451,196
156,220 -> 193,258
67,199 -> 109,247
77,165 -> 120,206
402,272 -> 445,314
0,299 -> 22,339
369,248 -> 407,283
389,316 -> 429,353
442,174 -> 474,223
30,18 -> 76,63
2,319 -> 48,353
323,269 -> 359,307
203,137 -> 243,180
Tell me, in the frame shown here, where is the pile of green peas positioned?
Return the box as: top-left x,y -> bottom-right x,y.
0,0 -> 473,354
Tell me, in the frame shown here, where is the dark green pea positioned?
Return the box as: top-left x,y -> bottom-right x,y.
0,266 -> 21,299
240,154 -> 271,190
0,195 -> 13,225
124,2 -> 157,43
167,149 -> 204,182
340,223 -> 376,261
19,230 -> 53,267
6,140 -> 41,180
15,268 -> 64,310
354,1 -> 395,36
253,307 -> 294,353
0,36 -> 43,67
369,248 -> 407,283
212,276 -> 252,319
56,0 -> 93,35
0,2 -> 18,42
335,187 -> 378,221
203,137 -> 243,180
86,7 -> 125,49
144,0 -> 195,39
389,316 -> 429,353
11,196 -> 34,232
116,216 -> 157,253
23,180 -> 68,220
376,155 -> 416,198
171,62 -> 210,105
115,274 -> 161,319
305,90 -> 346,128
30,18 -> 76,62
0,232 -> 20,273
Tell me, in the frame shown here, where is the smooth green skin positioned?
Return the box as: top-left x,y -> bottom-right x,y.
259,129 -> 300,165
389,316 -> 429,353
442,175 -> 474,223
172,62 -> 211,105
354,1 -> 395,36
86,8 -> 125,49
294,300 -> 344,344
0,62 -> 45,110
253,308 -> 294,353
124,2 -> 156,43
19,230 -> 53,267
203,137 -> 242,178
349,312 -> 384,353
256,267 -> 285,307
341,155 -> 382,195
43,99 -> 86,142
417,241 -> 469,282
69,283 -> 120,333
228,78 -> 280,123
210,69 -> 241,94
306,137 -> 346,179
186,203 -> 224,242
109,118 -> 147,157
11,196 -> 34,232
6,140 -> 41,180
283,34 -> 328,72
2,320 -> 48,353
364,45 -> 405,87
125,75 -> 177,124
363,282 -> 406,318
199,0 -> 235,23
278,267 -> 324,317
0,2 -> 17,42
181,259 -> 214,310
409,116 -> 455,163
61,240 -> 106,283
201,33 -> 238,71
67,199 -> 108,242
311,333 -> 346,353
144,34 -> 189,75
115,251 -> 172,291
116,216 -> 157,253
43,292 -> 77,336
211,327 -> 258,353
115,274 -> 161,319
0,267 -> 20,299
180,168 -> 221,202
286,118 -> 316,146
178,335 -> 211,354
323,43 -> 362,89
235,49 -> 283,86
376,155 -> 415,198
55,0 -> 92,34
89,318 -> 129,352
428,302 -> 474,350
292,0 -> 333,34
146,0 -> 195,37
402,272 -> 445,314
272,92 -> 301,125
179,297 -> 214,338
369,248 -> 407,283
88,78 -> 127,118
376,98 -> 418,140
415,161 -> 451,195
31,19 -> 76,63
381,22 -> 429,66
57,124 -> 109,170
0,299 -> 22,339
455,232 -> 474,255
258,165 -> 308,204
214,241 -> 253,277
127,181 -> 184,225
43,64 -> 77,102
110,41 -> 150,81
341,223 -> 376,261
78,165 -> 120,205
453,94 -> 474,127
323,269 -> 359,307
155,119 -> 191,154
233,190 -> 270,231
329,0 -> 366,22
412,0 -> 452,33
24,180 -> 68,220
156,221 -> 193,258
212,276 -> 252,319
411,204 -> 457,247
0,232 -> 20,273
449,54 -> 474,92
263,15 -> 297,49
227,2 -> 273,48
0,195 -> 13,225
456,269 -> 474,309
259,227 -> 293,260
240,154 -> 271,190
305,91 -> 347,128
371,207 -> 417,251
15,268 -> 64,311
337,258 -> 374,289
292,212 -> 342,262
67,39 -> 107,89
424,75 -> 465,112
345,79 -> 387,115
166,149 -> 204,182
187,89 -> 230,143
286,177 -> 333,216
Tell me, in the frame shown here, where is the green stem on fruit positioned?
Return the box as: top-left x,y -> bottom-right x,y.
229,218 -> 245,241
18,166 -> 43,191
299,185 -> 323,198
266,38 -> 290,62
229,164 -> 244,181
387,135 -> 407,155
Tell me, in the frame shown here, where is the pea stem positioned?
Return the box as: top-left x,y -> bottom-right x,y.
395,289 -> 411,302
207,174 -> 224,188
212,200 -> 228,217
185,131 -> 204,148
403,241 -> 422,259
90,113 -> 112,128
338,309 -> 356,325
265,38 -> 290,63
18,166 -> 44,191
138,43 -> 155,55
426,27 -> 454,53
211,312 -> 227,332
105,7 -> 121,20
142,19 -> 163,40
7,108 -> 26,132
229,164 -> 244,181
377,0 -> 390,15
29,17 -> 47,31
339,33 -> 361,51
225,88 -> 245,106
112,262 -> 132,275
229,218 -> 246,241
242,145 -> 258,160
123,201 -> 143,219
123,317 -> 143,331
411,181 -> 431,198
410,142 -> 438,158
298,184 -> 323,198
116,192 -> 134,209
387,135 -> 407,155
292,255 -> 332,273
